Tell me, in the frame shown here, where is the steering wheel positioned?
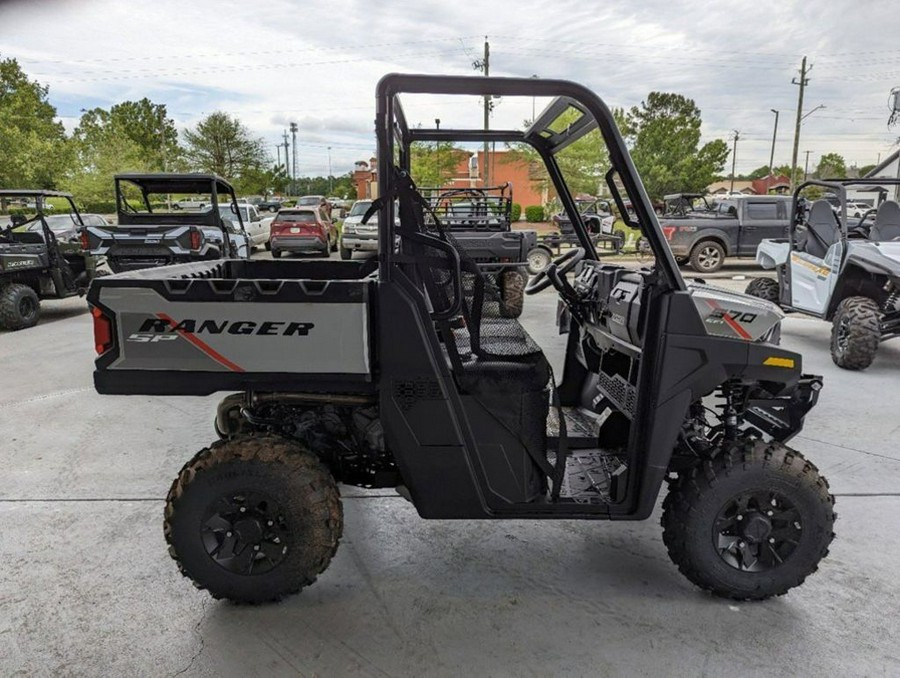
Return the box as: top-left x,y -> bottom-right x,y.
525,247 -> 586,295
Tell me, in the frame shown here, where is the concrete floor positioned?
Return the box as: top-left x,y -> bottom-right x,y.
1,258 -> 899,677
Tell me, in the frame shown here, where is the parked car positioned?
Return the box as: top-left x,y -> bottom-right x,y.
258,196 -> 285,212
268,207 -> 337,258
15,213 -> 109,243
660,195 -> 792,272
208,203 -> 267,251
296,195 -> 332,219
172,195 -> 209,210
339,199 -> 376,259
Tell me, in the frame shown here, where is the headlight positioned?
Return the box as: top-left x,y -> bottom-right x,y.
343,221 -> 358,234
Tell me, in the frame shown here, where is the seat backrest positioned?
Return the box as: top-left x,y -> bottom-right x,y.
870,200 -> 900,242
803,200 -> 840,259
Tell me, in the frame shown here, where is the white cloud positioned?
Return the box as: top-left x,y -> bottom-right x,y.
2,0 -> 899,176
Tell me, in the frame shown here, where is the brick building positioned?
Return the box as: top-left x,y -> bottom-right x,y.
352,150 -> 546,212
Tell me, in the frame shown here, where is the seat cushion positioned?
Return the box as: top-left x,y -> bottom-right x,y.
454,352 -> 551,394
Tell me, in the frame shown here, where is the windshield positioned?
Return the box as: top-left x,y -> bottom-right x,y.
348,201 -> 372,217
215,205 -> 248,221
276,210 -> 317,223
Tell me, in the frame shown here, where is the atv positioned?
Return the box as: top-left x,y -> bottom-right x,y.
88,74 -> 835,604
748,179 -> 900,370
0,189 -> 103,331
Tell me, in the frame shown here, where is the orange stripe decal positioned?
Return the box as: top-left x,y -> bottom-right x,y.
156,313 -> 246,373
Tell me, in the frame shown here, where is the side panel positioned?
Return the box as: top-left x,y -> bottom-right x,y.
98,287 -> 369,374
790,243 -> 842,314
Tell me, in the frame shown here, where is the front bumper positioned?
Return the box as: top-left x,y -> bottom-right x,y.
342,232 -> 378,251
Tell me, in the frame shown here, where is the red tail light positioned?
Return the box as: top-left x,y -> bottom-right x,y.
80,230 -> 89,250
91,306 -> 113,355
190,229 -> 202,250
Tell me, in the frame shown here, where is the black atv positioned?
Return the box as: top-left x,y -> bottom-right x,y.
87,74 -> 835,604
0,190 -> 103,331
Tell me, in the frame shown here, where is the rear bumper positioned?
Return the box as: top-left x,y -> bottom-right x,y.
270,235 -> 327,252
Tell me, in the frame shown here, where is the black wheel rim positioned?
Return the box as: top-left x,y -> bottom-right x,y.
18,296 -> 36,319
201,490 -> 291,575
836,314 -> 851,354
712,490 -> 802,572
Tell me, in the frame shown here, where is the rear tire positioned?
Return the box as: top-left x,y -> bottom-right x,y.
498,269 -> 526,318
340,246 -> 352,260
745,277 -> 780,303
830,296 -> 881,370
662,438 -> 835,601
690,240 -> 725,273
264,241 -> 271,251
0,283 -> 40,330
164,435 -> 343,604
271,248 -> 282,259
613,228 -> 626,254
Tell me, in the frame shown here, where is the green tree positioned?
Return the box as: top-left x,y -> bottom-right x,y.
0,57 -> 69,189
815,152 -> 847,179
747,165 -> 772,180
858,164 -> 877,177
75,98 -> 179,171
409,141 -> 464,188
183,112 -> 267,180
625,92 -> 730,199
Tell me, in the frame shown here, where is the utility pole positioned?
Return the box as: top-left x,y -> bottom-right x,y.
282,129 -> 290,192
768,109 -> 779,179
804,150 -> 813,181
730,130 -> 740,193
290,122 -> 298,195
327,146 -> 333,194
473,36 -> 490,187
790,56 -> 810,191
275,144 -> 281,170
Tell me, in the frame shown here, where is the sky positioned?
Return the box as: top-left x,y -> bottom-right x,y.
2,0 -> 900,179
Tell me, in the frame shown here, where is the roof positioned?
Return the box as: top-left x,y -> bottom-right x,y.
114,173 -> 235,194
864,150 -> 899,178
0,189 -> 74,198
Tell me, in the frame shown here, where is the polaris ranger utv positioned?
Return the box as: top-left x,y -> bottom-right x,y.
83,173 -> 250,273
0,189 -> 103,330
748,178 -> 900,370
88,74 -> 835,604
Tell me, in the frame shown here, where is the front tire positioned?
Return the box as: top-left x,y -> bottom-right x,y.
340,245 -> 352,260
271,248 -> 282,259
164,435 -> 343,604
689,240 -> 725,273
745,277 -> 780,304
662,439 -> 835,601
830,296 -> 881,370
0,283 -> 41,330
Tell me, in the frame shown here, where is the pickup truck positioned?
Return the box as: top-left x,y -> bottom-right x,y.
424,184 -> 536,318
660,195 -> 792,273
84,173 -> 251,273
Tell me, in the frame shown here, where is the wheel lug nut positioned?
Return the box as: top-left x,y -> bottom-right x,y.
736,514 -> 743,521
738,541 -> 745,548
253,545 -> 260,551
240,507 -> 247,513
226,531 -> 232,537
267,520 -> 273,526
766,510 -> 774,516
273,537 -> 280,544
769,537 -> 775,543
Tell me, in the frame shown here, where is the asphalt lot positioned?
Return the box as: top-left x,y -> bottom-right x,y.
1,253 -> 899,677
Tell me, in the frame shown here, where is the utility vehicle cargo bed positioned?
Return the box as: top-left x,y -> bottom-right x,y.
87,259 -> 375,396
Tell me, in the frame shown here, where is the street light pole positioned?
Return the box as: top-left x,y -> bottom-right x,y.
290,122 -> 298,195
768,109 -> 779,179
729,130 -> 740,194
327,146 -> 332,194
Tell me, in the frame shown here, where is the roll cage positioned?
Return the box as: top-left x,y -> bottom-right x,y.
374,74 -> 685,292
0,189 -> 83,248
